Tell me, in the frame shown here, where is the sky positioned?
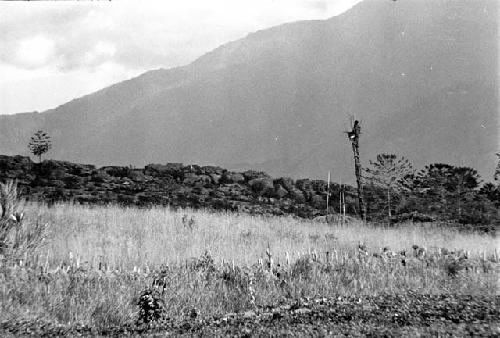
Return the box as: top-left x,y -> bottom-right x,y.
0,0 -> 363,115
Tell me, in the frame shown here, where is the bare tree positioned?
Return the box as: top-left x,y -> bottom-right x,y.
347,120 -> 366,221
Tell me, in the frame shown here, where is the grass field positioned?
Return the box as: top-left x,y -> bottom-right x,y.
33,203 -> 499,268
1,203 -> 498,334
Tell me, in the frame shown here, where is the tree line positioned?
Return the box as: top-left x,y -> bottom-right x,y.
23,129 -> 500,228
362,153 -> 499,228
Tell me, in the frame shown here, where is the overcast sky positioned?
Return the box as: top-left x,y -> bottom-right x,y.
0,0 -> 362,115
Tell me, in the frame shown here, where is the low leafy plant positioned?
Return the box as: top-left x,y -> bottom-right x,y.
136,288 -> 167,325
181,214 -> 196,230
190,250 -> 216,272
291,255 -> 314,280
443,258 -> 466,277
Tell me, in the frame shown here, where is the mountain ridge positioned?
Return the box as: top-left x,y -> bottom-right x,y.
0,0 -> 497,182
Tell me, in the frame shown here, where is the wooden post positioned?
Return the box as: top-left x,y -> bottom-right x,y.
326,171 -> 331,214
387,189 -> 391,220
342,184 -> 346,223
347,120 -> 366,221
339,177 -> 345,225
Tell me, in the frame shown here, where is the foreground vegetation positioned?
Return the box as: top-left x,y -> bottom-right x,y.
0,200 -> 498,336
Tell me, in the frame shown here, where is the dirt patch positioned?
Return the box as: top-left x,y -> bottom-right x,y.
1,294 -> 498,337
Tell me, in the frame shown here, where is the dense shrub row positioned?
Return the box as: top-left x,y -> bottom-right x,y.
0,155 -> 498,229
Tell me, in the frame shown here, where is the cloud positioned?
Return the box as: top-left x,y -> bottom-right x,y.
0,0 -> 363,114
84,41 -> 117,67
1,0 -> 362,72
15,36 -> 56,68
0,60 -> 141,114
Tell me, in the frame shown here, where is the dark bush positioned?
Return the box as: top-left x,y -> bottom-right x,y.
136,288 -> 166,325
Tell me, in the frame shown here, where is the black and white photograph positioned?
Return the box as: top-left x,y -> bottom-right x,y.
0,0 -> 498,336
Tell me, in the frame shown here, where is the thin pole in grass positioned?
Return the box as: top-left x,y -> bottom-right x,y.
338,177 -> 342,224
32,253 -> 38,268
342,187 -> 346,223
266,242 -> 273,271
312,250 -> 318,262
326,171 -> 331,215
44,249 -> 50,272
339,177 -> 346,225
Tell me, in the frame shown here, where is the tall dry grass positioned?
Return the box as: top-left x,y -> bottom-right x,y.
27,203 -> 498,270
0,201 -> 498,328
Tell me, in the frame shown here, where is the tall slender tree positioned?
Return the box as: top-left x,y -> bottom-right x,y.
364,154 -> 414,222
28,130 -> 52,163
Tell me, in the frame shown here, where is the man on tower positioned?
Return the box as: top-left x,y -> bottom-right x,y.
347,120 -> 360,141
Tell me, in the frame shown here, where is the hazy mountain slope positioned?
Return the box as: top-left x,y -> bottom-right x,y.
0,0 -> 497,182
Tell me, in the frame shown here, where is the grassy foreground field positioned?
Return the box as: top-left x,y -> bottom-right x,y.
0,203 -> 499,336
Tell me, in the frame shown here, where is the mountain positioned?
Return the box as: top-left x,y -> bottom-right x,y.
0,0 -> 498,183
